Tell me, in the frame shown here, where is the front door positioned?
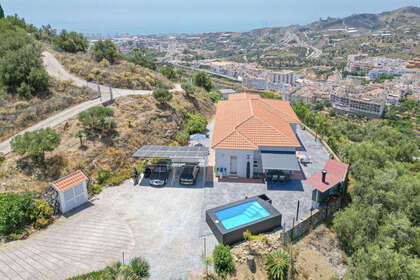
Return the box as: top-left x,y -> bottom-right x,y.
230,156 -> 237,175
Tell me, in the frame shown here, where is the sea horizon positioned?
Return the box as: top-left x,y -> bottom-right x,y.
2,0 -> 419,36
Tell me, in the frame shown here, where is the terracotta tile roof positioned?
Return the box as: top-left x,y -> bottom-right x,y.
50,170 -> 88,192
304,159 -> 349,193
212,93 -> 301,150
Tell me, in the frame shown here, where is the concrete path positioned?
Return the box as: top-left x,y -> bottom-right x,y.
0,52 -> 181,155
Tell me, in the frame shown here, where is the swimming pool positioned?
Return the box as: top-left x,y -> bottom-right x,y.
206,195 -> 282,244
215,200 -> 271,230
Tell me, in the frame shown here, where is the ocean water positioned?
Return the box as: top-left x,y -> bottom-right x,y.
2,0 -> 419,35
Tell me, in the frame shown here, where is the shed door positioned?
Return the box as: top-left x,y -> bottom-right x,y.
63,183 -> 86,213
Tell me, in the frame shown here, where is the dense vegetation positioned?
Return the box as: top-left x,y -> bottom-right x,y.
193,71 -> 213,91
292,101 -> 420,279
0,16 -> 49,97
91,40 -> 120,64
68,257 -> 149,280
127,48 -> 157,70
55,29 -> 89,53
152,88 -> 173,104
0,192 -> 53,239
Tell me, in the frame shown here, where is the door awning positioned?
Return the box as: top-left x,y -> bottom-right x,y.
261,152 -> 300,171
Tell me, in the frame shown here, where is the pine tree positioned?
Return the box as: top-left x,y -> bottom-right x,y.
0,5 -> 4,19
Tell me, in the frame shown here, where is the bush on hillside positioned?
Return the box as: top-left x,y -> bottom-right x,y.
152,88 -> 172,104
184,113 -> 207,135
181,82 -> 195,95
127,48 -> 157,70
10,128 -> 61,163
212,244 -> 235,278
159,67 -> 177,81
91,40 -> 120,64
193,71 -> 212,91
0,22 -> 49,97
55,29 -> 88,53
264,250 -> 289,280
78,106 -> 116,134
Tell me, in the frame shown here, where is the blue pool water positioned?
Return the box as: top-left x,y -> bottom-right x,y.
215,200 -> 271,230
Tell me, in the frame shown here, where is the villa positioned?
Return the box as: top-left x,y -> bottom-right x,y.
211,93 -> 301,179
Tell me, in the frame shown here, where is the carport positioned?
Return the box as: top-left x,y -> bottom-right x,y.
132,145 -> 210,187
132,145 -> 209,164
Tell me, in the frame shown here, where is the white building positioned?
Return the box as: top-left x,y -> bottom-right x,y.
211,93 -> 301,179
50,170 -> 89,214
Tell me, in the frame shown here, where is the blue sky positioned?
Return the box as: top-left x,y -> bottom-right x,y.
2,0 -> 419,34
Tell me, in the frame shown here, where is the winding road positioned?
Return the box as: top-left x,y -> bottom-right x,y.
0,52 -> 182,155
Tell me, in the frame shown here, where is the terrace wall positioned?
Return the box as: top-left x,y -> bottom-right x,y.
279,196 -> 344,244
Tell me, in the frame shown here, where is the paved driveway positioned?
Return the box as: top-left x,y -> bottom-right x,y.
0,182 -> 206,280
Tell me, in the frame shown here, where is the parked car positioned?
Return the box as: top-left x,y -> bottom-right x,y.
149,159 -> 172,186
179,164 -> 200,185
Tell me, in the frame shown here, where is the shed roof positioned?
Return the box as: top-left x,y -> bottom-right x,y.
50,170 -> 88,192
304,159 -> 349,193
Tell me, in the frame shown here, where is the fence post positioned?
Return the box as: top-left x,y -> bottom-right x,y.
296,200 -> 300,221
291,217 -> 295,241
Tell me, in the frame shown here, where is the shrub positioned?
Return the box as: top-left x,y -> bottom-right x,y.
55,29 -> 88,53
91,39 -> 120,64
193,71 -> 212,91
212,244 -> 235,278
181,82 -> 195,95
0,152 -> 4,166
30,200 -> 53,229
130,257 -> 150,278
10,128 -> 61,163
175,131 -> 189,145
159,67 -> 177,81
152,88 -> 172,103
208,92 -> 221,103
78,106 -> 116,134
96,170 -> 113,185
184,113 -> 207,135
264,250 -> 290,280
128,48 -> 157,70
0,193 -> 34,235
88,184 -> 102,196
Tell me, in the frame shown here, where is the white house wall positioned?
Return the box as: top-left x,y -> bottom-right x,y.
215,149 -> 254,178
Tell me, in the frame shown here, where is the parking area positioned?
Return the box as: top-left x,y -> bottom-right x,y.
138,165 -> 207,189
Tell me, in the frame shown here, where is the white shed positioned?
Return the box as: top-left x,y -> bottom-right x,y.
50,170 -> 89,214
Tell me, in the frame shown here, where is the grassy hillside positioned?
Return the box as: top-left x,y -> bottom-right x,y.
55,51 -> 173,90
0,90 -> 215,194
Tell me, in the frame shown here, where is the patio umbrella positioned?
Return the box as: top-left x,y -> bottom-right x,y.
190,133 -> 206,141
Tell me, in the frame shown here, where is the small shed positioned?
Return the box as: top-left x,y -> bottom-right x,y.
304,159 -> 349,209
50,170 -> 89,214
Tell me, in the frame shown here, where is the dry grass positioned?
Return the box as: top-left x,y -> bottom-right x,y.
56,52 -> 173,90
0,91 -> 215,194
0,79 -> 96,142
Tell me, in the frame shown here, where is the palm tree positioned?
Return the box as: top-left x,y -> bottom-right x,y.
75,130 -> 87,147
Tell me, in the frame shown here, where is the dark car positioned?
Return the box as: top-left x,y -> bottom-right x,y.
179,164 -> 200,185
149,159 -> 172,186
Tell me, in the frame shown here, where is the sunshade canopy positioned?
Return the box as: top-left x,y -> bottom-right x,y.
261,152 -> 300,171
132,145 -> 209,163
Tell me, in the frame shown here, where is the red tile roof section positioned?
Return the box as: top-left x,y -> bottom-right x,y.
211,93 -> 301,150
304,159 -> 349,193
50,170 -> 88,192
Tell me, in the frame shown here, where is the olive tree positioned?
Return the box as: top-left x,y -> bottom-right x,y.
10,128 -> 61,163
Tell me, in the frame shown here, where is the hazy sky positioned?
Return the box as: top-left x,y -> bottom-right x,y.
2,0 -> 419,34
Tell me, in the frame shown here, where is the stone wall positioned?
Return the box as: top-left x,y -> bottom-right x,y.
280,196 -> 344,244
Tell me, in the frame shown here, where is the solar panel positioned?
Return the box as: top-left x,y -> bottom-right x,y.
132,145 -> 209,161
